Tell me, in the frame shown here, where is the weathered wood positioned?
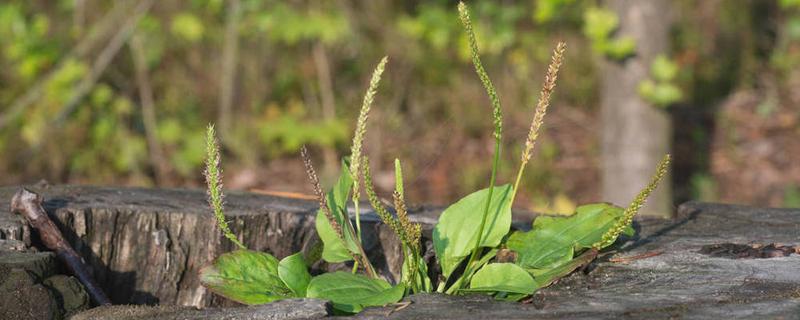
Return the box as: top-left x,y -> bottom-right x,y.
70,298 -> 330,320
0,185 -> 424,307
0,185 -> 330,307
356,201 -> 800,319
11,188 -> 111,305
2,186 -> 799,319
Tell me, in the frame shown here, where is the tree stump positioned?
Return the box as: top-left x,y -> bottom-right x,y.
1,185 -> 798,319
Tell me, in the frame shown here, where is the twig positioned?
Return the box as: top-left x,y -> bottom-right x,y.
609,250 -> 664,263
11,188 -> 112,306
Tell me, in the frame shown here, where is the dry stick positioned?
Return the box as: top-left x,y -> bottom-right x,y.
11,188 -> 112,306
130,31 -> 168,185
54,0 -> 156,124
0,0 -> 138,130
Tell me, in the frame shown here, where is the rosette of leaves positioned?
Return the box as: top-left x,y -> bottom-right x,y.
198,1 -> 672,314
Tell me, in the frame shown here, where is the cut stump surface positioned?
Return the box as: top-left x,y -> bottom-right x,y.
0,186 -> 797,319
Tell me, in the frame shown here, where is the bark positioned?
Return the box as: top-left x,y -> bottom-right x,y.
600,0 -> 673,217
1,185 -> 798,319
11,188 -> 111,306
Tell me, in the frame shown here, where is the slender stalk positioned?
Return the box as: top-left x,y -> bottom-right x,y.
510,42 -> 566,204
350,56 -> 389,244
302,146 -> 378,278
593,154 -> 671,249
205,124 -> 246,250
458,1 -> 504,288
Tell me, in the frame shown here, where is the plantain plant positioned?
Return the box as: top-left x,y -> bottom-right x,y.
199,1 -> 671,314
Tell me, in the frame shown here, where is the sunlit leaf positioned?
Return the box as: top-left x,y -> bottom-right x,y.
200,250 -> 292,305
467,263 -> 537,295
306,272 -> 405,313
507,203 -> 625,270
315,158 -> 360,262
433,184 -> 513,278
278,253 -> 311,297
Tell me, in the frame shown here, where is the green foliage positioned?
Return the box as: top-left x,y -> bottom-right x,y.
534,0 -> 577,23
254,2 -> 350,45
638,55 -> 683,107
199,250 -> 292,304
433,184 -> 513,279
306,272 -> 405,313
466,263 -> 537,298
582,7 -> 636,60
258,110 -> 348,155
783,184 -> 800,208
506,203 -> 628,271
314,159 -> 360,263
171,12 -> 205,42
278,253 -> 312,297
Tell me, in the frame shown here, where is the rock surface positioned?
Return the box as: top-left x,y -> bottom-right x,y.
0,185 -> 798,319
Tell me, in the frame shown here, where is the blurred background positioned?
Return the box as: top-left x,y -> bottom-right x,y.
1,0 -> 799,216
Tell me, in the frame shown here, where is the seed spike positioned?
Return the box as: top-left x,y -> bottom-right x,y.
204,124 -> 246,250
458,1 -> 502,140
593,154 -> 671,249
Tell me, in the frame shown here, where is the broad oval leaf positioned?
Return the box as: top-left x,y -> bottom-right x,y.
433,184 -> 513,279
468,263 -> 537,295
316,158 -> 361,262
507,203 -> 624,270
200,249 -> 291,304
278,253 -> 311,297
306,272 -> 405,313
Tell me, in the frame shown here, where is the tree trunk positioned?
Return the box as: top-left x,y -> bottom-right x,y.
601,0 -> 673,218
217,0 -> 242,141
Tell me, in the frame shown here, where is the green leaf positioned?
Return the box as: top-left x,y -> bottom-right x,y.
467,263 -> 537,295
306,272 -> 405,313
200,250 -> 292,305
583,7 -> 618,40
531,248 -> 598,288
507,203 -> 624,270
651,55 -> 678,82
316,158 -> 360,262
603,37 -> 637,60
433,184 -> 513,279
170,13 -> 205,42
278,253 -> 311,297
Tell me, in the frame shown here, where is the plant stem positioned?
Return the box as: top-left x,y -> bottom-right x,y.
510,160 -> 526,205
464,138 -> 501,279
354,200 -> 362,243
